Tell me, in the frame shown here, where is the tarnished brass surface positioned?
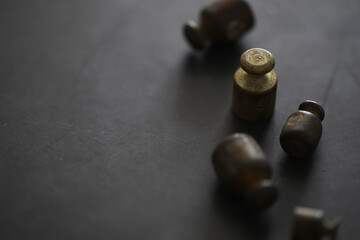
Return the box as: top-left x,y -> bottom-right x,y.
240,48 -> 275,75
212,133 -> 278,210
292,206 -> 341,240
232,48 -> 277,121
299,100 -> 325,121
280,100 -> 324,159
183,0 -> 254,50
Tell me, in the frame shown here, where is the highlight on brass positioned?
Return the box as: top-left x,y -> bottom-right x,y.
292,206 -> 341,240
212,133 -> 278,210
183,0 -> 254,50
232,48 -> 277,121
280,100 -> 325,159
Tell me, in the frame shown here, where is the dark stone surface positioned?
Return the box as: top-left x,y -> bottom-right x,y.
0,0 -> 359,239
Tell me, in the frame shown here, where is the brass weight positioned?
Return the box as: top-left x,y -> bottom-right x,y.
183,0 -> 254,50
280,100 -> 325,159
292,206 -> 341,240
232,48 -> 278,121
212,133 -> 278,210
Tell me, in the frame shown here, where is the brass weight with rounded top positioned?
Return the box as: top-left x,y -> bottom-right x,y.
292,206 -> 341,240
212,133 -> 278,210
183,0 -> 254,50
232,48 -> 278,121
280,100 -> 325,159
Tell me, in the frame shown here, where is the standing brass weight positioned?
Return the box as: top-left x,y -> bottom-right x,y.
280,100 -> 325,159
292,206 -> 341,240
232,48 -> 278,121
212,133 -> 278,210
183,0 -> 254,50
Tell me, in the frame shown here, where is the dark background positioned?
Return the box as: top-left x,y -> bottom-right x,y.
0,0 -> 359,239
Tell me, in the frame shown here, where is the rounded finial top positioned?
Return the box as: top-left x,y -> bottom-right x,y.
183,20 -> 206,50
240,48 -> 275,75
299,100 -> 325,121
246,180 -> 278,210
323,217 -> 341,239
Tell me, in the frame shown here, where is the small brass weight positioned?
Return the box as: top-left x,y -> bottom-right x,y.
232,48 -> 278,121
183,0 -> 254,50
212,133 -> 278,210
292,206 -> 341,240
280,100 -> 325,159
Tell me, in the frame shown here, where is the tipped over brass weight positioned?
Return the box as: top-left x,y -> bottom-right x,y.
292,206 -> 341,240
183,0 -> 254,50
280,100 -> 325,159
212,133 -> 278,210
232,48 -> 278,121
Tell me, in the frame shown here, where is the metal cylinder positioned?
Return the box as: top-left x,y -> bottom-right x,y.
232,48 -> 278,121
280,100 -> 324,159
212,133 -> 278,210
292,206 -> 341,240
183,0 -> 254,50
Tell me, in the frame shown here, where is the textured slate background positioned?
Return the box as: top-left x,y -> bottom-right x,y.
0,0 -> 359,239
